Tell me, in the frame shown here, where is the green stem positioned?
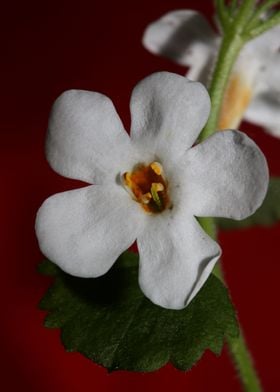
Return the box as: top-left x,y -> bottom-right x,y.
228,331 -> 262,392
246,0 -> 280,31
246,11 -> 280,39
215,263 -> 262,391
215,0 -> 230,29
200,217 -> 262,391
197,1 -> 267,387
198,32 -> 243,141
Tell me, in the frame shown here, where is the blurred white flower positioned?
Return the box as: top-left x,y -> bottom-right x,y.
143,10 -> 280,136
36,72 -> 268,309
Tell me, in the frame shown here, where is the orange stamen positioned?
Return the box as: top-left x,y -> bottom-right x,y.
123,162 -> 170,213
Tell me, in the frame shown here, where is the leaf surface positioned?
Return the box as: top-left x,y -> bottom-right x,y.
39,252 -> 239,372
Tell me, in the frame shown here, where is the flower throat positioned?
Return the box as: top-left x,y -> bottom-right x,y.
123,162 -> 170,213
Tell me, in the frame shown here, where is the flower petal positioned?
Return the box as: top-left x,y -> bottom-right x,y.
142,10 -> 218,84
137,213 -> 221,309
260,56 -> 280,91
242,53 -> 280,137
35,185 -> 146,277
130,72 -> 210,164
236,26 -> 280,96
47,90 -> 135,184
245,91 -> 280,137
182,130 -> 269,219
242,24 -> 280,68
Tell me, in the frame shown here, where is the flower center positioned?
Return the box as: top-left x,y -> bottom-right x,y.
123,161 -> 170,213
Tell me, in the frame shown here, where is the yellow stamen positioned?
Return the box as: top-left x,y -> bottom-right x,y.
141,192 -> 152,204
153,182 -> 164,192
124,172 -> 133,187
122,162 -> 169,213
151,183 -> 164,210
150,162 -> 163,176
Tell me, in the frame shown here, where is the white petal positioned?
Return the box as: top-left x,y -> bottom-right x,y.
137,213 -> 221,310
130,72 -> 210,165
182,130 -> 269,220
143,10 -> 219,85
35,185 -> 146,277
243,52 -> 280,137
47,90 -> 136,184
245,91 -> 280,137
243,24 -> 280,67
261,56 -> 280,90
236,25 -> 280,95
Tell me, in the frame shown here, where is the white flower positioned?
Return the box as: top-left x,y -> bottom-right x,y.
143,10 -> 280,136
35,72 -> 268,310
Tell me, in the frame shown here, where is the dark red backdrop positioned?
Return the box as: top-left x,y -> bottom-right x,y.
1,0 -> 280,390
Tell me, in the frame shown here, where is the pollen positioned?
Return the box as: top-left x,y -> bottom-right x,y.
150,162 -> 163,176
140,192 -> 152,204
123,161 -> 170,213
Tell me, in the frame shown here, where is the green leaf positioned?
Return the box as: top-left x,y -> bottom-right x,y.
217,178 -> 280,230
39,252 -> 239,372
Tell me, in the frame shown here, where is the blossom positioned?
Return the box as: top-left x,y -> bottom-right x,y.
35,72 -> 268,310
143,10 -> 280,136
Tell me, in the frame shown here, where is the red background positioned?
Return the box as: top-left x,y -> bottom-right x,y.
1,0 -> 280,390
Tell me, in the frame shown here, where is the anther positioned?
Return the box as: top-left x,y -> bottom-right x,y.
150,162 -> 163,176
121,162 -> 169,213
124,172 -> 132,186
152,182 -> 164,192
151,183 -> 164,210
141,192 -> 152,204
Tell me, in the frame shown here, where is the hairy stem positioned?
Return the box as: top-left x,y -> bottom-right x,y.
197,1 -> 269,389
215,262 -> 262,391
228,331 -> 262,392
199,216 -> 262,392
198,32 -> 243,141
